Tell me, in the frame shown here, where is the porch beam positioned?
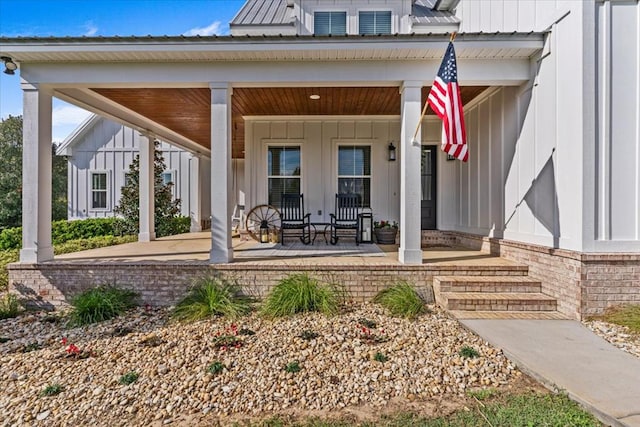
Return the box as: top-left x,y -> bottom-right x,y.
138,134 -> 155,242
209,82 -> 233,263
20,83 -> 54,263
398,81 -> 423,264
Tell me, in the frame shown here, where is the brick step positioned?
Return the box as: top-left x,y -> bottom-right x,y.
438,292 -> 557,312
449,310 -> 569,320
433,275 -> 541,293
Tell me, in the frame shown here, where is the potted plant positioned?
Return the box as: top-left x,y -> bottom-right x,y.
374,220 -> 398,244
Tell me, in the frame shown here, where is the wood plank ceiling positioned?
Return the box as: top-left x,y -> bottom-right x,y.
92,86 -> 488,159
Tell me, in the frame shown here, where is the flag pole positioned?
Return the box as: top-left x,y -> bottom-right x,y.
410,32 -> 457,144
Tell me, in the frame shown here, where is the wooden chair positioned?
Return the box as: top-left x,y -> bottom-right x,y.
279,193 -> 312,244
330,193 -> 361,245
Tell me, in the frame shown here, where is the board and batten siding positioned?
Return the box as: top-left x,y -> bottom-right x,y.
66,117 -> 208,224
245,118 -> 401,224
456,0 -> 640,252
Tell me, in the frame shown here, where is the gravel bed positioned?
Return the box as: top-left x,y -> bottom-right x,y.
0,304 -> 521,426
582,319 -> 640,359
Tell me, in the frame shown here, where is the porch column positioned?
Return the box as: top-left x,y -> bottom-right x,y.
20,84 -> 54,263
189,155 -> 202,232
138,134 -> 155,242
209,82 -> 233,263
398,81 -> 423,264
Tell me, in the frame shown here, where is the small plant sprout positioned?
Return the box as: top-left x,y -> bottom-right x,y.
22,342 -> 41,353
40,383 -> 63,397
358,318 -> 377,329
459,345 -> 480,359
238,328 -> 255,336
207,361 -> 226,375
298,330 -> 320,341
373,352 -> 389,363
119,371 -> 139,385
285,361 -> 301,373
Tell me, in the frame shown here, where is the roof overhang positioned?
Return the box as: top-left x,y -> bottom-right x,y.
0,32 -> 546,63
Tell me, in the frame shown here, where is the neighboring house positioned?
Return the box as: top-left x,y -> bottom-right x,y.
57,114 -> 214,231
1,0 -> 639,318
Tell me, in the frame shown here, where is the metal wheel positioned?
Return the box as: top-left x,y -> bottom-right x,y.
245,204 -> 281,242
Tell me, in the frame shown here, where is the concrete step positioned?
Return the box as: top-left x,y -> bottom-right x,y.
438,292 -> 558,312
449,310 -> 569,320
433,275 -> 542,293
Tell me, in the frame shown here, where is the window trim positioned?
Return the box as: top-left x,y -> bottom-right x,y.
264,142 -> 304,208
89,170 -> 110,212
313,10 -> 348,36
358,9 -> 393,35
335,142 -> 373,208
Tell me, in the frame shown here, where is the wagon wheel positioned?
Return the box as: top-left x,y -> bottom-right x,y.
245,204 -> 281,242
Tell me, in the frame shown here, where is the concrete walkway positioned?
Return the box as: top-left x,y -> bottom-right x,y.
460,319 -> 640,427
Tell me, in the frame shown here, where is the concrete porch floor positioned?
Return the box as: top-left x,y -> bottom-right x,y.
53,231 -> 519,267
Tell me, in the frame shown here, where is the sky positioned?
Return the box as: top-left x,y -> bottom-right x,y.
0,0 -> 245,141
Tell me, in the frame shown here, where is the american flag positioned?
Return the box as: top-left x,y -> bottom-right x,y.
427,42 -> 468,162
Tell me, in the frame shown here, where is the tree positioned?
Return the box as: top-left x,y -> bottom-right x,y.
0,115 -> 68,231
113,141 -> 181,236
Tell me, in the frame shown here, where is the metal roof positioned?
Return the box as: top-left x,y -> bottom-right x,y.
231,0 -> 295,26
412,0 -> 460,25
0,32 -> 546,63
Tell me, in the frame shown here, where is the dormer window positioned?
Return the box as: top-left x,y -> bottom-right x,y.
359,11 -> 392,35
314,11 -> 347,35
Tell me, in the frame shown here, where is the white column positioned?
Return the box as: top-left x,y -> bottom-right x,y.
20,84 -> 54,263
398,81 -> 423,264
209,82 -> 233,263
138,134 -> 155,242
189,155 -> 202,232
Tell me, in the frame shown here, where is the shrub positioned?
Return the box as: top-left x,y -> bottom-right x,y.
260,274 -> 342,318
54,235 -> 137,255
156,216 -> 191,238
68,285 -> 138,326
0,227 -> 21,251
40,383 -> 63,397
119,371 -> 139,385
0,249 -> 19,292
373,281 -> 426,319
0,292 -> 21,320
459,345 -> 480,359
171,276 -> 252,322
207,361 -> 225,375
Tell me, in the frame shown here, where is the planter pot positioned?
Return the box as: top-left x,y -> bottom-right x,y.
374,228 -> 397,244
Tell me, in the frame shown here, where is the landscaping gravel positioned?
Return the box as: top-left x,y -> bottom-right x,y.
0,303 -> 521,426
583,319 -> 640,359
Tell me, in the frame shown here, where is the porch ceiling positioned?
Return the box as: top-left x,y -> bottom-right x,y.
91,86 -> 488,159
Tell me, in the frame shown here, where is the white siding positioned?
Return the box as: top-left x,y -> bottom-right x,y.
245,118 -> 401,224
66,117 -> 206,225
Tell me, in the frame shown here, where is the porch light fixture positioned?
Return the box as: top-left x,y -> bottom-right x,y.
309,94 -> 320,100
1,56 -> 17,75
388,142 -> 396,161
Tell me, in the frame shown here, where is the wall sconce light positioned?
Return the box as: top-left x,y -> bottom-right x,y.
388,142 -> 396,161
1,56 -> 17,75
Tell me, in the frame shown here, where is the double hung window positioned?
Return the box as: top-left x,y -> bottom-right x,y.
268,146 -> 301,208
314,11 -> 347,35
91,172 -> 108,209
338,146 -> 371,207
359,11 -> 392,35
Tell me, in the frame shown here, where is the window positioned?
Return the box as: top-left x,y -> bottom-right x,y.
268,146 -> 301,208
359,11 -> 392,35
314,11 -> 347,35
338,146 -> 371,207
161,170 -> 176,197
91,172 -> 108,209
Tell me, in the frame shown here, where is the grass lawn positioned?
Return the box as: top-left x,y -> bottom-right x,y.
595,305 -> 640,334
254,392 -> 601,426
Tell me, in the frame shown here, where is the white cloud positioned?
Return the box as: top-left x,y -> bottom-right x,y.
183,21 -> 222,36
52,105 -> 91,126
83,21 -> 98,37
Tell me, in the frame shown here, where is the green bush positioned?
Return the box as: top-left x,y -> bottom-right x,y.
68,285 -> 138,326
373,281 -> 426,319
54,235 -> 137,255
0,249 -> 19,292
156,216 -> 191,238
0,292 -> 21,320
171,276 -> 252,322
260,273 -> 342,318
0,227 -> 21,251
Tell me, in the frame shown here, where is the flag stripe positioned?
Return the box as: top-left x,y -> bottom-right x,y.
426,42 -> 468,162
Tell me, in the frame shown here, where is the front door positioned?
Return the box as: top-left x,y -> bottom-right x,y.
421,146 -> 437,229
